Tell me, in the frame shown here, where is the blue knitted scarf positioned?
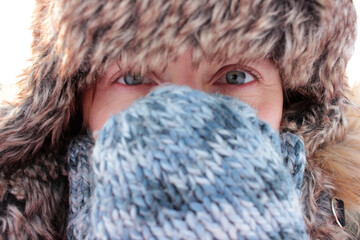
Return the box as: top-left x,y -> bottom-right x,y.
67,86 -> 308,239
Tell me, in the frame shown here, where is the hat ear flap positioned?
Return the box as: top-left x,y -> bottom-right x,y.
0,59 -> 86,175
314,87 -> 360,211
278,0 -> 356,158
0,60 -> 84,238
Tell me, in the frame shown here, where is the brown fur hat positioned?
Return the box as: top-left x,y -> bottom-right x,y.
0,0 -> 358,239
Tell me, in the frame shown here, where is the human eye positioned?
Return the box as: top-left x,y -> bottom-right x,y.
225,70 -> 254,84
115,73 -> 154,85
215,68 -> 258,85
222,70 -> 256,85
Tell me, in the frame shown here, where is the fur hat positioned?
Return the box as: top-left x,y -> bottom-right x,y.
0,0 -> 358,239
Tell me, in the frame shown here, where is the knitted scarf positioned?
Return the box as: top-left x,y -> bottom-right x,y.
67,86 -> 308,239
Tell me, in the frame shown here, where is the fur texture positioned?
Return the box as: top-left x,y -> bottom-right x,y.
315,87 -> 360,210
0,0 -> 358,239
314,86 -> 360,237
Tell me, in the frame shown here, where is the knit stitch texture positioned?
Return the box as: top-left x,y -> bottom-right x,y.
67,86 -> 308,240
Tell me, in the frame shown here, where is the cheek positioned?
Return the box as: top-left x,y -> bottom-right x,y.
253,83 -> 283,130
88,84 -> 151,133
216,84 -> 283,130
257,98 -> 283,130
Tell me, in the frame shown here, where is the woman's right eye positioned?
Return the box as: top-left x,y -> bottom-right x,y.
116,74 -> 154,85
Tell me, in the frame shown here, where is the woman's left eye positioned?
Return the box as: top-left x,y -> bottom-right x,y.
219,70 -> 255,85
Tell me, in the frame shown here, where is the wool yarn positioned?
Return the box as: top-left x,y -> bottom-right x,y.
67,86 -> 308,239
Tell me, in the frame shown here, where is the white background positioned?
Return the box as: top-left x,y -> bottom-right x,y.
0,1 -> 359,100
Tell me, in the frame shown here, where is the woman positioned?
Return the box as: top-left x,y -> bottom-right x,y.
0,0 -> 359,239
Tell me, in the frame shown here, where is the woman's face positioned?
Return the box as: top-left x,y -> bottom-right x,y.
84,49 -> 283,135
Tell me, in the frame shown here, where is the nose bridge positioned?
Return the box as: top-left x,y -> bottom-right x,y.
171,71 -> 203,91
165,49 -> 205,91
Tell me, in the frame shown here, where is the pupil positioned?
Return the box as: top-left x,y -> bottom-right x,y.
124,74 -> 142,85
226,71 -> 246,84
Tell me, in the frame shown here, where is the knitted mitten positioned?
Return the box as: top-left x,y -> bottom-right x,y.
68,85 -> 308,240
